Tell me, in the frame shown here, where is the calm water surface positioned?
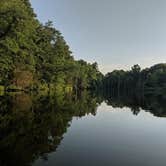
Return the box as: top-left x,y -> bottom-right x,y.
0,92 -> 166,166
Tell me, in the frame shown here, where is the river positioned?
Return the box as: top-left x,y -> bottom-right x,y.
0,92 -> 166,166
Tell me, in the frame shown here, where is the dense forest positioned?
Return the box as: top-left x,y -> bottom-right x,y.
0,0 -> 103,92
103,64 -> 166,98
1,1 -> 166,165
0,0 -> 166,96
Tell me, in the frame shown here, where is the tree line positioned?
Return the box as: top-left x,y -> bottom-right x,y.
1,0 -> 166,95
0,0 -> 103,92
103,63 -> 166,98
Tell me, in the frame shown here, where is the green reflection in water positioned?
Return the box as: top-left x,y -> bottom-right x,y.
0,90 -> 166,166
0,91 -> 102,166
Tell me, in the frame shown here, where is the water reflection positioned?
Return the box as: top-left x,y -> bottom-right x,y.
101,92 -> 166,117
0,91 -> 101,166
0,91 -> 166,165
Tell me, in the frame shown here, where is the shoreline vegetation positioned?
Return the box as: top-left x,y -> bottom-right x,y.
0,0 -> 103,93
0,0 -> 166,98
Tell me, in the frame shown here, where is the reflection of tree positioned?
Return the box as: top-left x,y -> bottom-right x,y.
131,106 -> 140,115
0,91 -> 101,166
1,90 -> 165,166
101,92 -> 166,117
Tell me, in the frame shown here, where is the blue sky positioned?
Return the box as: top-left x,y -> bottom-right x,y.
30,0 -> 166,73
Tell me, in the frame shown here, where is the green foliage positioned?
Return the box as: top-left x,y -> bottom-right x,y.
0,0 -> 101,91
0,85 -> 4,92
103,63 -> 166,97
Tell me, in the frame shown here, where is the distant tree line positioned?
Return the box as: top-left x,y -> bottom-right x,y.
0,0 -> 103,92
103,63 -> 166,97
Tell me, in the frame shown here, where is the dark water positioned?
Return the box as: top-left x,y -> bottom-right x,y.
0,91 -> 166,166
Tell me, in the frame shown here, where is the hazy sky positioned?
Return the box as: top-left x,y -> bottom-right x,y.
30,0 -> 166,73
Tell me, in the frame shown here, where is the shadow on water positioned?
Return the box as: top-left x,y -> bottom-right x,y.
0,90 -> 166,165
